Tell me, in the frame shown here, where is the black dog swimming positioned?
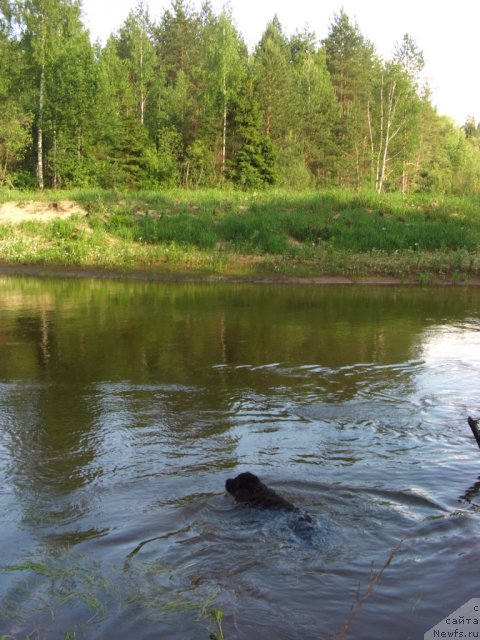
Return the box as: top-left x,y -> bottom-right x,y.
225,472 -> 314,536
225,472 -> 297,512
225,471 -> 310,511
225,472 -> 318,543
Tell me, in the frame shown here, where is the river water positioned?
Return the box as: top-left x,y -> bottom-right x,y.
0,277 -> 479,640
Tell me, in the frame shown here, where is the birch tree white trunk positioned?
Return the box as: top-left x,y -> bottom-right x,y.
36,46 -> 45,190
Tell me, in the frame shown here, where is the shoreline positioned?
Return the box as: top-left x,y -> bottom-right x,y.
1,189 -> 480,287
1,262 -> 480,286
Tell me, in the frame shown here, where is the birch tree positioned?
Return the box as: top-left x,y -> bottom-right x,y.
0,4 -> 32,185
369,62 -> 421,192
46,11 -> 97,186
16,0 -> 61,189
12,0 -> 90,188
206,8 -> 245,177
117,1 -> 156,125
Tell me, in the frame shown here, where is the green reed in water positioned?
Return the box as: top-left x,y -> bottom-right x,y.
209,609 -> 225,640
1,553 -> 224,640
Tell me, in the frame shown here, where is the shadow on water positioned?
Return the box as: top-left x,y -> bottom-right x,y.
1,278 -> 480,638
460,474 -> 480,510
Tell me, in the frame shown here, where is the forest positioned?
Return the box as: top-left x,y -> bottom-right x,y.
1,0 -> 480,194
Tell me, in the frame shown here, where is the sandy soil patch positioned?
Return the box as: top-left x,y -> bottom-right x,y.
0,200 -> 87,223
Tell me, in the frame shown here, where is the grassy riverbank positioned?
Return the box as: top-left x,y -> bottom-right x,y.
0,187 -> 479,282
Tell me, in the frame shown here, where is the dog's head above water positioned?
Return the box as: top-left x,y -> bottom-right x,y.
225,472 -> 296,511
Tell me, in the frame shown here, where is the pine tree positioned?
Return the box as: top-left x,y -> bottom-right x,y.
229,75 -> 276,188
253,16 -> 295,144
323,10 -> 378,187
152,0 -> 202,184
392,34 -> 425,192
290,30 -> 339,185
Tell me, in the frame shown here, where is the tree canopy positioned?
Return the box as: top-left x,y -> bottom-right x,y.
0,0 -> 479,193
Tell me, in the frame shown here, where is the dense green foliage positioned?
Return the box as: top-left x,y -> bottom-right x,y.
1,0 -> 480,193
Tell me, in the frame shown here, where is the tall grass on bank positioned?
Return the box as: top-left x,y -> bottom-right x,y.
0,187 -> 479,279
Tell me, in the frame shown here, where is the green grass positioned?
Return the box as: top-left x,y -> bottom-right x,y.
0,187 -> 479,280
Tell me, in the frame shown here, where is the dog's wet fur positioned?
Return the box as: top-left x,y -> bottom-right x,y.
226,472 -> 297,512
225,472 -> 317,542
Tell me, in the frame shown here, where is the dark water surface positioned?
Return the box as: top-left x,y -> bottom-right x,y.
1,277 -> 480,640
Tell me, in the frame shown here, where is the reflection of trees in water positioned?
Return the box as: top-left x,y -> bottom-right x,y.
0,293 -> 98,533
16,311 -> 55,370
0,324 -> 97,532
0,279 -> 476,385
0,278 -> 477,535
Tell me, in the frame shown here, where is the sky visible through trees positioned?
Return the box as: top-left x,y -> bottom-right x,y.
1,0 -> 480,193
